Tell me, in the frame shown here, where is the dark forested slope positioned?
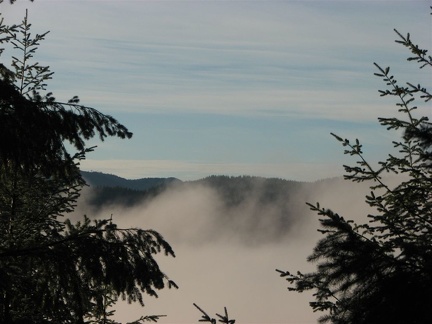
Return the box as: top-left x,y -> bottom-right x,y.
81,171 -> 181,208
81,171 -> 310,211
79,172 -> 323,244
82,171 -> 180,191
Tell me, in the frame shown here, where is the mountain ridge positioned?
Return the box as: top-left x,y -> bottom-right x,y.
81,170 -> 181,191
78,171 -> 346,245
80,170 -> 322,211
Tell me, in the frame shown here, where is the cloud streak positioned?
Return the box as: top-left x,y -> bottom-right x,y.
2,1 -> 429,180
4,1 -> 428,121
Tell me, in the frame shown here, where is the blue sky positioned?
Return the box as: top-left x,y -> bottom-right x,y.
2,0 -> 431,181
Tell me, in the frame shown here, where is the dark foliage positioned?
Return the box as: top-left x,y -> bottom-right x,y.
194,304 -> 235,324
0,13 -> 132,180
278,24 -> 432,324
0,11 -> 176,323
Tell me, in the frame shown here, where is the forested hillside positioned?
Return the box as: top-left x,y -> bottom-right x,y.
82,171 -> 180,190
81,171 -> 311,211
81,171 -> 180,208
79,172 -> 326,244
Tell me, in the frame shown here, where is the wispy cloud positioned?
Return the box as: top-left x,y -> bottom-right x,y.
4,1 -> 428,121
2,1 -> 429,181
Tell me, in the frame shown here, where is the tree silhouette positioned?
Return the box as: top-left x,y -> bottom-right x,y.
0,11 -> 176,323
277,20 -> 432,324
194,303 -> 235,324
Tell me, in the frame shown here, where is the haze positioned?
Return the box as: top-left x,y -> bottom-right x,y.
74,177 -> 375,323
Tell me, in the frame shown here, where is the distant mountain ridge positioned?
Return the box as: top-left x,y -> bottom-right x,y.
81,171 -> 181,191
80,171 -> 312,212
78,171 -> 341,244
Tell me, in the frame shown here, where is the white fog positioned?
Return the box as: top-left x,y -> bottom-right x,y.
73,176 -> 384,323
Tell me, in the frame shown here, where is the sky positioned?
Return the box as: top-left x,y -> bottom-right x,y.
1,0 -> 431,182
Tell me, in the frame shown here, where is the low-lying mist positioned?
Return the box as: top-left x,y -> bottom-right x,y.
72,176 -> 379,323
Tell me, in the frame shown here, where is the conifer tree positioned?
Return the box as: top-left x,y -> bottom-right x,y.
277,18 -> 432,324
0,11 -> 176,323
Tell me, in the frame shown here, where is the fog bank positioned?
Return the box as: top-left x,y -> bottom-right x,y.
74,176 -> 379,323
